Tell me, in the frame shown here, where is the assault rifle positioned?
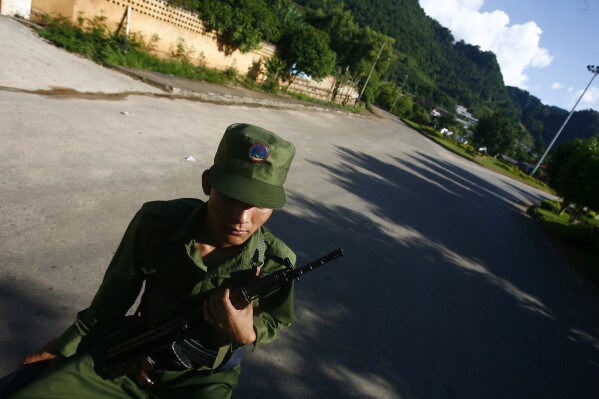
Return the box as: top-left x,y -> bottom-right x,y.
104,248 -> 344,384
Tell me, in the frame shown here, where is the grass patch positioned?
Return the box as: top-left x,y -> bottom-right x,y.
36,16 -> 242,86
534,206 -> 599,282
403,119 -> 552,193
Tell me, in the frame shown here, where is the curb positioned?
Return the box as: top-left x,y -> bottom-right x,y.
111,66 -> 370,117
112,66 -> 175,93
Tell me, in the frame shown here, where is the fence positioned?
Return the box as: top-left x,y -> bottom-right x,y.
0,0 -> 31,18
287,75 -> 358,105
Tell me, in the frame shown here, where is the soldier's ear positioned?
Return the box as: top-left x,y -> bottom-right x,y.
201,169 -> 212,196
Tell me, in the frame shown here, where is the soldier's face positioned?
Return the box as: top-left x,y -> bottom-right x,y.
207,188 -> 273,247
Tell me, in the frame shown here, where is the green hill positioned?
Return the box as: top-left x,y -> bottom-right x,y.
507,86 -> 599,148
299,0 -> 599,149
299,0 -> 513,117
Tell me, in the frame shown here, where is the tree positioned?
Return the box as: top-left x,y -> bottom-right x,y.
375,82 -> 412,117
375,82 -> 397,109
547,137 -> 599,214
351,28 -> 395,102
278,25 -> 336,84
304,5 -> 362,70
262,55 -> 287,91
393,95 -> 413,118
473,113 -> 517,155
192,0 -> 296,52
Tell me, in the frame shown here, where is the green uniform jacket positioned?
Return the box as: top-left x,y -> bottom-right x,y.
17,198 -> 296,398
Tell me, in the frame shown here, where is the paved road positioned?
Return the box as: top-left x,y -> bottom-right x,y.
1,15 -> 598,398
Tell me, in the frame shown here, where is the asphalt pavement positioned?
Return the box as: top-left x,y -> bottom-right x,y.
2,15 -> 599,399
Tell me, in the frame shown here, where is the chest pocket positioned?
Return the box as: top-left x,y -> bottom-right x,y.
137,230 -> 267,328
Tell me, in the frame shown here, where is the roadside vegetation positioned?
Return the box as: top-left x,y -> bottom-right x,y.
402,119 -> 551,192
36,16 -> 241,85
34,15 -> 356,113
532,200 -> 599,283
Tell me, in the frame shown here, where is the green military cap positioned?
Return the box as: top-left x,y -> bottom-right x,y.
209,123 -> 295,209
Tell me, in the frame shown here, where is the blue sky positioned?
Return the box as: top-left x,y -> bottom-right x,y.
418,0 -> 599,113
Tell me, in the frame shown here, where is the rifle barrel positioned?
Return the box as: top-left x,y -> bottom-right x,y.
290,248 -> 344,280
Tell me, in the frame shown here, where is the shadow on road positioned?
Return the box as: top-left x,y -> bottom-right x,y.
0,278 -> 71,368
239,146 -> 599,398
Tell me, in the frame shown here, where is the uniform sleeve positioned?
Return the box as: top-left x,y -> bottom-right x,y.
54,209 -> 149,357
251,233 -> 296,349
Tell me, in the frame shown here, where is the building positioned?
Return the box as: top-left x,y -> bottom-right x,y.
455,105 -> 478,127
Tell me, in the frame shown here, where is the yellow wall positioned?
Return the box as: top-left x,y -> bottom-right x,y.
29,0 -> 357,103
31,0 -> 275,75
31,0 -> 76,20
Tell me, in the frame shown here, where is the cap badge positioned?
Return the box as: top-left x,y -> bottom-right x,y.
249,143 -> 269,163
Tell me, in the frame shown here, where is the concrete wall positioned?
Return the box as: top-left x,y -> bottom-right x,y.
29,0 -> 358,104
288,75 -> 357,105
30,0 -> 274,75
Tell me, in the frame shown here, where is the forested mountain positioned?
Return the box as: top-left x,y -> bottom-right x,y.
508,87 -> 599,147
300,0 -> 518,118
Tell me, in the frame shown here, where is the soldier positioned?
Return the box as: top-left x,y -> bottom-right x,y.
5,123 -> 296,398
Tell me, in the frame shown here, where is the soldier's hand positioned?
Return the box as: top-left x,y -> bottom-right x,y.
204,288 -> 256,346
20,339 -> 64,366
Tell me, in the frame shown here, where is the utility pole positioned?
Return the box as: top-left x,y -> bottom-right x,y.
400,73 -> 408,91
530,65 -> 599,176
390,74 -> 408,113
355,43 -> 385,107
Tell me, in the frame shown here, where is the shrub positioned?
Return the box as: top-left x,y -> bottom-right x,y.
172,38 -> 193,62
540,199 -> 561,213
421,126 -> 437,135
411,106 -> 431,125
246,60 -> 263,82
260,79 -> 280,93
223,67 -> 238,80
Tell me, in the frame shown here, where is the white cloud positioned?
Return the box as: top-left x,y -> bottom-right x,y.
563,87 -> 599,111
579,87 -> 599,109
551,82 -> 563,90
419,0 -> 553,88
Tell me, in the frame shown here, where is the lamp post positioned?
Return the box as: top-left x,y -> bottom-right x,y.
355,43 -> 385,107
530,65 -> 599,176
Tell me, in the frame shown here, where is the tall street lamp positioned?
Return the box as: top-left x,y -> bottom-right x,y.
355,43 -> 385,107
530,65 -> 599,176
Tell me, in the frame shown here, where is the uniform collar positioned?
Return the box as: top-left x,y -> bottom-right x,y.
172,201 -> 260,274
168,201 -> 207,242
